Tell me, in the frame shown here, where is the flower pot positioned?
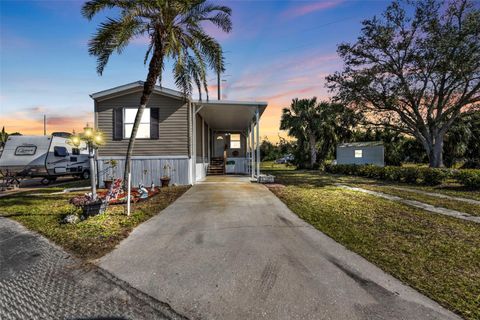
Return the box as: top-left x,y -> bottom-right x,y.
82,200 -> 107,217
160,177 -> 170,188
103,180 -> 113,190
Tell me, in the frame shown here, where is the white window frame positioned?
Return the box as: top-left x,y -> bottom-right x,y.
230,133 -> 241,149
123,108 -> 150,139
354,149 -> 363,158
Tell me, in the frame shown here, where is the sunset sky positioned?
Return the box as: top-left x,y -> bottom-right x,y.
0,0 -> 390,142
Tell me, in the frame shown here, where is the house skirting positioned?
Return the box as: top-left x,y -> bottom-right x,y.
195,163 -> 208,182
96,156 -> 191,187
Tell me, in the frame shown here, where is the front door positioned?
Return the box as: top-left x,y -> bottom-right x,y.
214,134 -> 226,157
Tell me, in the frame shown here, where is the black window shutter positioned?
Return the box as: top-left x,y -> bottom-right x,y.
113,108 -> 123,140
150,108 -> 159,139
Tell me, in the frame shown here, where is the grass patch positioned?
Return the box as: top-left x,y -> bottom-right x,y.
0,184 -> 190,260
267,168 -> 480,320
260,161 -> 296,171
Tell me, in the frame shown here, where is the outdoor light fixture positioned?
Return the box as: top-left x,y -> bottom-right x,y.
84,124 -> 93,137
68,124 -> 104,200
70,131 -> 81,147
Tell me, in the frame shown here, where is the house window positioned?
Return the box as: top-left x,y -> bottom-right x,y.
230,133 -> 241,149
354,149 -> 363,158
124,108 -> 150,139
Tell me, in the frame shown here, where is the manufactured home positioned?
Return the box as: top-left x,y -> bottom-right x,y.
336,141 -> 385,166
92,81 -> 268,186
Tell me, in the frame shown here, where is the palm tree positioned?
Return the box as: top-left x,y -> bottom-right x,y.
316,101 -> 359,163
82,0 -> 232,182
280,98 -> 320,168
0,127 -> 7,149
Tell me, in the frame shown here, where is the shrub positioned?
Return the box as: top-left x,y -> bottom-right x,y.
400,167 -> 420,183
420,168 -> 450,185
383,166 -> 402,182
455,170 -> 480,188
461,159 -> 480,169
325,163 -> 480,188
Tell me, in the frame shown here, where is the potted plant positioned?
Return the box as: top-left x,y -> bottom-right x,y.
70,193 -> 107,218
160,163 -> 172,187
103,159 -> 118,189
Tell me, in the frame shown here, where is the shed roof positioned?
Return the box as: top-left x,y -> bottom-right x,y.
338,141 -> 383,148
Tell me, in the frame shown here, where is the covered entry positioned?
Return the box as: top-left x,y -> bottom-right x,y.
191,100 -> 267,183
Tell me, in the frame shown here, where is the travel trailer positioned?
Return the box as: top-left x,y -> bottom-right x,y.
0,132 -> 90,185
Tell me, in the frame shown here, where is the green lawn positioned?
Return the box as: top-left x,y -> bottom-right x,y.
263,166 -> 480,320
0,183 -> 189,260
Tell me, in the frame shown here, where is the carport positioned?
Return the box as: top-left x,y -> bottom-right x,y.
190,100 -> 268,182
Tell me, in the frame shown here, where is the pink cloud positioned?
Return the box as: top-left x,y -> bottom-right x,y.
283,1 -> 343,19
256,86 -> 317,102
222,50 -> 339,102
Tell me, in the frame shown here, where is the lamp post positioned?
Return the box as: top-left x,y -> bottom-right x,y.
69,124 -> 103,200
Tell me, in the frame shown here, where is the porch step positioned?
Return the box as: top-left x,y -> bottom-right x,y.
207,167 -> 224,175
210,157 -> 224,165
207,157 -> 225,175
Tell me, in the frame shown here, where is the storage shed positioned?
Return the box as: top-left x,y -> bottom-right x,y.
336,141 -> 384,166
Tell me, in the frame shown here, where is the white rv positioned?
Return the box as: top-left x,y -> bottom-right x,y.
0,133 -> 90,185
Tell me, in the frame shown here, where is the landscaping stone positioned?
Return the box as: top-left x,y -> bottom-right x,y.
61,214 -> 80,224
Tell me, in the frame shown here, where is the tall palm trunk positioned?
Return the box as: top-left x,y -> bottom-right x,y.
123,37 -> 163,183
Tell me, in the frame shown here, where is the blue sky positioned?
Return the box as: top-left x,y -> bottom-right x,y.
0,0 -> 390,140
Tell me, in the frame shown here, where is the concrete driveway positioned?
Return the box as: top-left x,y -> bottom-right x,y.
99,176 -> 459,320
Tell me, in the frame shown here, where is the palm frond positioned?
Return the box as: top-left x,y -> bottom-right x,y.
184,2 -> 232,32
88,16 -> 144,75
82,0 -> 132,20
173,53 -> 193,96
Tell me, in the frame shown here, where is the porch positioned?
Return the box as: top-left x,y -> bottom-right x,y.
191,100 -> 268,183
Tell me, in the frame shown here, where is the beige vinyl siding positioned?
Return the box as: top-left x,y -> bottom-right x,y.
95,90 -> 189,157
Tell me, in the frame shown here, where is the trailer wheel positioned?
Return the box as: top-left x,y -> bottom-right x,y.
41,178 -> 51,185
81,170 -> 90,180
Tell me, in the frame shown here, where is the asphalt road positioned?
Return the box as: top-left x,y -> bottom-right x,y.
99,176 -> 460,320
0,217 -> 187,320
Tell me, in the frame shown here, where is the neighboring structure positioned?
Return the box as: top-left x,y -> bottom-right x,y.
0,133 -> 90,183
336,141 -> 384,166
91,81 -> 268,186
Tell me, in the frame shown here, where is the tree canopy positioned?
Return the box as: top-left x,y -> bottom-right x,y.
327,0 -> 480,167
280,98 -> 359,168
